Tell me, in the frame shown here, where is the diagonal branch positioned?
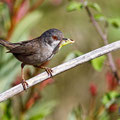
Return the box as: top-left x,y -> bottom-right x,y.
0,40 -> 120,102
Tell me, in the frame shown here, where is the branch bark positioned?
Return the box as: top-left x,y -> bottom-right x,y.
0,40 -> 120,102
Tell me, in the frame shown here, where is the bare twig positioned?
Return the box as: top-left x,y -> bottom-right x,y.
83,4 -> 119,82
0,40 -> 120,102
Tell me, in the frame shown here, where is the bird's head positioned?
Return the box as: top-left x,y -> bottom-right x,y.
41,28 -> 74,50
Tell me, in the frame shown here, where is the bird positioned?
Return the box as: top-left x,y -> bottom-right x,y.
0,28 -> 74,90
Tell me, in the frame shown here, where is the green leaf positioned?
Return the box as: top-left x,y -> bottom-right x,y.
64,51 -> 82,62
94,14 -> 106,21
91,55 -> 106,71
0,2 -> 11,36
88,3 -> 101,12
10,11 -> 43,42
102,91 -> 120,108
108,18 -> 120,28
67,1 -> 83,12
1,100 -> 12,120
0,2 -> 5,11
26,100 -> 56,120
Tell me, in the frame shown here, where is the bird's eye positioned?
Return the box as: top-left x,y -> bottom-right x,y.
52,36 -> 58,40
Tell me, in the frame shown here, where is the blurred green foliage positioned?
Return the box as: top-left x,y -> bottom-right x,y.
91,55 -> 106,71
108,18 -> 120,28
102,91 -> 120,108
0,2 -> 11,37
67,1 -> 83,12
64,50 -> 82,62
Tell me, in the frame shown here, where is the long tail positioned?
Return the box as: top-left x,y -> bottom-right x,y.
0,39 -> 13,49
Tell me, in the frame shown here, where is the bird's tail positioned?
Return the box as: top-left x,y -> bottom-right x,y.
0,39 -> 13,49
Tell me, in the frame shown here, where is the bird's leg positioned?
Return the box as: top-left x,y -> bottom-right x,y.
21,63 -> 28,90
40,66 -> 53,77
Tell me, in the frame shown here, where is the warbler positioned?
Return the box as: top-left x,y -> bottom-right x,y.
0,28 -> 74,90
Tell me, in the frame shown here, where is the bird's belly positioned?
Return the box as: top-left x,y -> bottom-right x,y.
14,53 -> 53,66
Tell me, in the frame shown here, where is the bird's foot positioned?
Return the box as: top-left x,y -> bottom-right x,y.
22,79 -> 28,90
44,67 -> 53,77
36,65 -> 53,77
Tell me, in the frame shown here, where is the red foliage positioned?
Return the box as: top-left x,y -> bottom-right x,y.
108,103 -> 118,112
39,78 -> 54,90
89,83 -> 97,97
25,92 -> 40,110
106,72 -> 118,90
15,0 -> 29,23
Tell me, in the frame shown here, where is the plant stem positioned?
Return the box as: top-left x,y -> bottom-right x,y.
29,0 -> 44,12
89,97 -> 96,120
84,5 -> 119,82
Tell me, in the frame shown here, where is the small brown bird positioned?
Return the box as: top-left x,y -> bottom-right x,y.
0,28 -> 74,90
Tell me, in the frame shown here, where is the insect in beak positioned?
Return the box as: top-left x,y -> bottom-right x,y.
59,38 -> 75,49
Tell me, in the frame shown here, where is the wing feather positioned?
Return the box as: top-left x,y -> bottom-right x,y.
8,40 -> 40,56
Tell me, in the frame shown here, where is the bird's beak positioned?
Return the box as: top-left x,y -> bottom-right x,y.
59,38 -> 75,49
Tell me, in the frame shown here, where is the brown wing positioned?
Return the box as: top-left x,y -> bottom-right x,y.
8,40 -> 40,56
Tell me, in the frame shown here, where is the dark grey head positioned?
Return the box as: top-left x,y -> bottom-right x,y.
40,28 -> 63,45
40,28 -> 74,50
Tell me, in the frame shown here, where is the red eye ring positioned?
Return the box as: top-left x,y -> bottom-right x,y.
52,36 -> 58,40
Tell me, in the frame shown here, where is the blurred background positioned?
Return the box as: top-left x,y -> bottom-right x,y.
0,0 -> 120,120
